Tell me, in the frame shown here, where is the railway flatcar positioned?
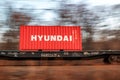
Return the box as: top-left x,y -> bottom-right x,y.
0,25 -> 119,64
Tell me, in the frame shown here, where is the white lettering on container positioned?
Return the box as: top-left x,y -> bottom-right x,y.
64,36 -> 69,41
57,35 -> 62,41
31,35 -> 73,42
38,35 -> 43,41
31,35 -> 37,41
44,35 -> 49,41
50,36 -> 56,41
69,36 -> 72,41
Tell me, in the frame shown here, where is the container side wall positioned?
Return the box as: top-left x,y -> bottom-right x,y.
20,26 -> 82,51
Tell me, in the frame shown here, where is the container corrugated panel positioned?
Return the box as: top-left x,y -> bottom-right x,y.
20,26 -> 82,51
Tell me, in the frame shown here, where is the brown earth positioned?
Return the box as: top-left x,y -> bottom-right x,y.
0,65 -> 120,80
0,59 -> 120,80
0,59 -> 105,66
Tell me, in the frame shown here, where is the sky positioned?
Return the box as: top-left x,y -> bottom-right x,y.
67,0 -> 120,6
2,0 -> 120,9
14,0 -> 120,30
0,0 -> 120,28
0,0 -> 120,42
87,0 -> 120,6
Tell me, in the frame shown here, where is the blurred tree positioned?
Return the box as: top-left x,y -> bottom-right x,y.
2,5 -> 32,50
96,5 -> 120,38
58,1 -> 99,50
90,5 -> 120,50
101,30 -> 120,40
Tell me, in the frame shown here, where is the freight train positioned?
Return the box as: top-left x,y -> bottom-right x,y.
0,26 -> 120,64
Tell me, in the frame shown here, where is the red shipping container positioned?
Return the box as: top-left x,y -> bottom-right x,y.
20,26 -> 82,51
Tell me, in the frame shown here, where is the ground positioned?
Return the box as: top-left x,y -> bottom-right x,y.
0,59 -> 120,80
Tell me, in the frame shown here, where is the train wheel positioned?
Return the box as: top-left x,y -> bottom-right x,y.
116,56 -> 120,63
103,56 -> 111,64
103,55 -> 119,64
